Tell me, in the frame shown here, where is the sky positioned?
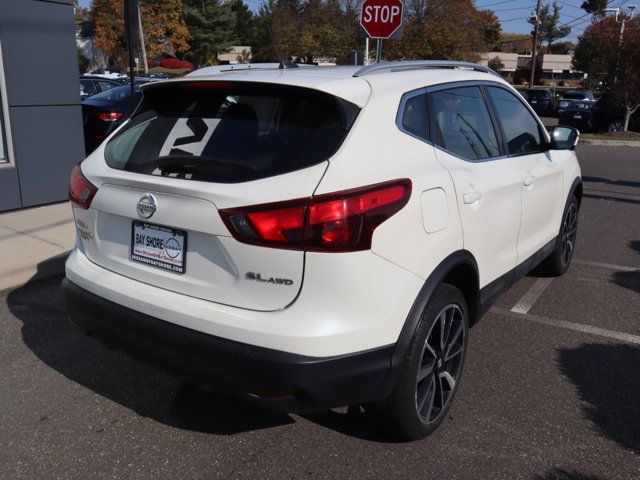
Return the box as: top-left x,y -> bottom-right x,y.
77,0 -> 637,44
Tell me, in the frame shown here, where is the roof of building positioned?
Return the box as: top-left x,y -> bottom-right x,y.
541,54 -> 573,72
479,52 -> 519,72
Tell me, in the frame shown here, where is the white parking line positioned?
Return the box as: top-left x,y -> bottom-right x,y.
492,307 -> 640,346
573,259 -> 640,273
510,278 -> 554,314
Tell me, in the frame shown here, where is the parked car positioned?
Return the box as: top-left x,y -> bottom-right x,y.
89,69 -> 128,81
81,79 -> 155,154
80,75 -> 122,100
558,101 -> 594,131
589,92 -> 640,133
524,88 -> 557,115
557,90 -> 596,114
64,61 -> 582,441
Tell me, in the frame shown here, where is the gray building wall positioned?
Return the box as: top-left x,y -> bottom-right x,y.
0,0 -> 85,212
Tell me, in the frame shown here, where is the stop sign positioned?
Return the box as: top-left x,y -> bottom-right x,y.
360,0 -> 404,39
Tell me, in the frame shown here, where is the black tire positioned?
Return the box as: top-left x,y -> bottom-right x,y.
366,283 -> 469,441
607,119 -> 624,132
540,194 -> 579,276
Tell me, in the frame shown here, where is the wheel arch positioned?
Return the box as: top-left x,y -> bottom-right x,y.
571,176 -> 583,206
383,250 -> 479,395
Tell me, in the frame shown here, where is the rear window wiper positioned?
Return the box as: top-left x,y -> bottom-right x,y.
156,154 -> 255,173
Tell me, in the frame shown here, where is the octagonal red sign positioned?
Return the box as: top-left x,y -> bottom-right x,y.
360,0 -> 404,39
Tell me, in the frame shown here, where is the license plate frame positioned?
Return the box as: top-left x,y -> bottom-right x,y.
131,221 -> 187,275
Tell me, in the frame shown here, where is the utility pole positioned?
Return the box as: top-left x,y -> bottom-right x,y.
137,0 -> 149,75
364,37 -> 369,66
124,0 -> 136,110
529,0 -> 542,88
605,5 -> 638,83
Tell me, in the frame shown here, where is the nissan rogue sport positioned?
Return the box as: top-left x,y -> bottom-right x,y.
63,61 -> 582,441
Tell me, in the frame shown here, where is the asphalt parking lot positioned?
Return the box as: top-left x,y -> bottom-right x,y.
1,144 -> 639,480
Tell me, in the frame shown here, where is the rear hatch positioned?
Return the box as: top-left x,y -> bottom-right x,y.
80,80 -> 361,311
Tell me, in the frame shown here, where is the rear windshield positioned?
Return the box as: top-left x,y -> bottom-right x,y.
104,81 -> 359,183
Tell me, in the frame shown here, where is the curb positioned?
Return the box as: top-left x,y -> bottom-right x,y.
0,251 -> 69,293
580,139 -> 640,147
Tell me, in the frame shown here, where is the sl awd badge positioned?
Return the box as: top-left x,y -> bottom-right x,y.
245,272 -> 294,286
137,193 -> 157,219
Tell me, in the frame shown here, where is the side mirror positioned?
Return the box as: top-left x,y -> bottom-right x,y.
547,126 -> 579,150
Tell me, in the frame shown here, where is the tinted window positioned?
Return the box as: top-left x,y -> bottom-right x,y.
430,87 -> 500,160
98,80 -> 118,92
527,90 -> 551,98
563,93 -> 585,100
400,93 -> 428,140
80,79 -> 96,96
487,87 -> 543,155
105,82 -> 359,183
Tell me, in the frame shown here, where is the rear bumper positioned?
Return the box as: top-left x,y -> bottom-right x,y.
62,278 -> 394,413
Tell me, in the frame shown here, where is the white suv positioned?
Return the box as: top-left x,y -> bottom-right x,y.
64,61 -> 582,440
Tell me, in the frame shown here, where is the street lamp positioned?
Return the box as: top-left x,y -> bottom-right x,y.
604,5 -> 637,45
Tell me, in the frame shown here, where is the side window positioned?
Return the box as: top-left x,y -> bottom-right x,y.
486,87 -> 543,155
399,92 -> 428,140
98,80 -> 117,92
80,79 -> 96,96
430,87 -> 500,160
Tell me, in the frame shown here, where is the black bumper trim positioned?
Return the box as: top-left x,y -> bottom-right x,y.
62,278 -> 394,413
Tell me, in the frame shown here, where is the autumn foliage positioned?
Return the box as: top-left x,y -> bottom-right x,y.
92,0 -> 189,70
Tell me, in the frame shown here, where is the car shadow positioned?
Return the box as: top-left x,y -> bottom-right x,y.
6,259 -> 396,441
611,240 -> 640,295
7,269 -> 295,436
557,343 -> 640,455
532,468 -> 608,480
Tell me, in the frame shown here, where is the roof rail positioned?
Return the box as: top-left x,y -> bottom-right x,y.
353,60 -> 500,78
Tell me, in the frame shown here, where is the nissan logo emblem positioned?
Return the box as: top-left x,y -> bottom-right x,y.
137,194 -> 157,219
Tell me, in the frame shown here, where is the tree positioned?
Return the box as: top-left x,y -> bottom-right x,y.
183,0 -> 236,66
478,9 -> 502,47
383,0 -> 498,61
574,16 -> 640,130
581,0 -> 609,17
527,1 -> 571,51
550,40 -> 575,54
499,33 -> 533,54
229,0 -> 255,45
141,0 -> 190,59
488,55 -> 505,72
92,0 -> 190,71
252,0 -> 356,63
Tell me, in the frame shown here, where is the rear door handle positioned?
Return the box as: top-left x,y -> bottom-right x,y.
523,176 -> 535,187
463,191 -> 483,204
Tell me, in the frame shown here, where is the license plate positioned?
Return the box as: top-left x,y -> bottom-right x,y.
574,113 -> 582,119
131,221 -> 187,274
531,99 -> 537,103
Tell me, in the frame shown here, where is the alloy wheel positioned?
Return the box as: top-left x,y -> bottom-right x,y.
561,203 -> 578,267
415,304 -> 466,424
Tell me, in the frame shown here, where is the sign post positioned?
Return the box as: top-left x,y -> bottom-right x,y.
359,0 -> 404,63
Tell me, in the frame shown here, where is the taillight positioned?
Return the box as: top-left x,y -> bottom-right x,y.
69,163 -> 98,209
220,179 -> 411,252
97,111 -> 123,122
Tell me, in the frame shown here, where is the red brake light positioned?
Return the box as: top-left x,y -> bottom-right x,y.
219,179 -> 411,252
69,163 -> 98,209
97,111 -> 123,122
